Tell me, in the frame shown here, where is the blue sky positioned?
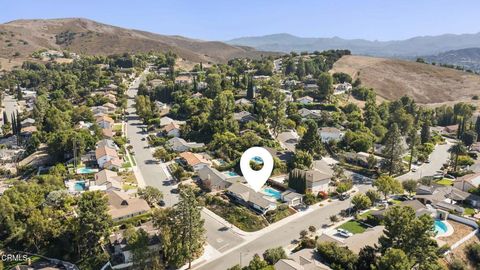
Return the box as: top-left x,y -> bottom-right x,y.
3,0 -> 480,41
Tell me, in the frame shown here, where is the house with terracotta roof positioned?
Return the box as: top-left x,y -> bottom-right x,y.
178,152 -> 212,171
96,115 -> 115,129
96,145 -> 120,169
103,102 -> 117,112
161,122 -> 181,137
107,190 -> 151,221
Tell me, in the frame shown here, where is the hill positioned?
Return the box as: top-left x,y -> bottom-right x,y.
424,48 -> 480,72
331,55 -> 480,104
0,18 -> 274,63
227,32 -> 480,58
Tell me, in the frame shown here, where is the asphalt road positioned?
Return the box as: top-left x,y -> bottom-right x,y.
1,94 -> 20,126
397,140 -> 452,181
196,184 -> 370,270
202,210 -> 245,253
125,72 -> 178,206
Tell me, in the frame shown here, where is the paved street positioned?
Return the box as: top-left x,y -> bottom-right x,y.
397,140 -> 452,181
1,94 -> 20,126
202,210 -> 245,253
195,184 -> 370,270
125,72 -> 178,206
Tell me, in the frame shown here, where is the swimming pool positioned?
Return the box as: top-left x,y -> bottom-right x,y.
223,171 -> 239,177
77,167 -> 98,174
263,187 -> 282,200
73,181 -> 86,191
434,220 -> 448,235
252,156 -> 264,164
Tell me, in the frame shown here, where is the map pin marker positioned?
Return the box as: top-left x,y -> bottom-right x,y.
240,147 -> 274,192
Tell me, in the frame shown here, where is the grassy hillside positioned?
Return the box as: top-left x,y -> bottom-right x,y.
0,18 -> 275,64
332,55 -> 480,104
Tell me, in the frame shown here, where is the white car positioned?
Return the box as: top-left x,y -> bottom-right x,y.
337,228 -> 353,238
411,167 -> 417,172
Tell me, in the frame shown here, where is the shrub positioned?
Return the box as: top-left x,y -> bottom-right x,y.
449,258 -> 467,270
317,242 -> 358,270
466,243 -> 480,264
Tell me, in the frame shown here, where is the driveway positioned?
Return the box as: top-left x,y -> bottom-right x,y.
1,94 -> 20,126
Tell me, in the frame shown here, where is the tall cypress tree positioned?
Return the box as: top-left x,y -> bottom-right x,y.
246,75 -> 255,100
382,123 -> 405,175
475,116 -> 480,142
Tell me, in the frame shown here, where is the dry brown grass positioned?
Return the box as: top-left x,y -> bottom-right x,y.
332,55 -> 480,105
0,18 -> 276,64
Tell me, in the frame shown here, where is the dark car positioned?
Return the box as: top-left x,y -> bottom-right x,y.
170,188 -> 179,194
158,200 -> 165,207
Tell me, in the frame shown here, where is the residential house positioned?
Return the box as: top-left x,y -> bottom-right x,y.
281,190 -> 303,207
276,248 -> 331,270
454,172 -> 480,192
298,96 -> 314,104
20,118 -> 35,127
175,75 -> 193,85
191,92 -> 203,99
20,126 -> 37,137
235,98 -> 253,106
415,184 -> 480,210
443,124 -> 459,134
198,166 -> 242,191
292,169 -> 332,194
318,127 -> 344,142
107,190 -> 151,221
166,137 -> 205,152
159,116 -> 185,127
96,115 -> 115,129
298,108 -> 321,119
96,145 -> 121,169
105,93 -> 117,103
372,200 -> 432,219
334,82 -> 352,94
97,139 -> 119,150
91,106 -> 109,115
233,111 -> 256,123
179,152 -> 212,171
304,84 -> 318,91
161,122 -> 181,137
93,169 -> 123,191
149,79 -> 164,88
103,102 -> 117,113
226,182 -> 277,214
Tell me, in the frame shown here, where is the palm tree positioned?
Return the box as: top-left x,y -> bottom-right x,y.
448,142 -> 467,171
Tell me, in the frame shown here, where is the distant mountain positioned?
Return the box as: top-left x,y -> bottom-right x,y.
423,48 -> 480,72
0,18 -> 275,63
227,33 -> 480,58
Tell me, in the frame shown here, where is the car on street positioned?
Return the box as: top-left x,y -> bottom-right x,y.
411,167 -> 417,172
339,193 -> 350,201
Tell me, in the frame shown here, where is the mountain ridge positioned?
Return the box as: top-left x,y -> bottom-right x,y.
0,18 -> 276,63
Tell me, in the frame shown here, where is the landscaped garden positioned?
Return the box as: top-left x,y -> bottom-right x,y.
205,195 -> 268,232
265,204 -> 296,223
435,178 -> 453,186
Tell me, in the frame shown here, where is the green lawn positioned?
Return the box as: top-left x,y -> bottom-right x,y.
358,210 -> 373,220
464,207 -> 475,216
113,124 -> 123,133
435,179 -> 453,186
339,220 -> 367,234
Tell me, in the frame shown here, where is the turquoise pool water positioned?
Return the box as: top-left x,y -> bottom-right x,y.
74,181 -> 86,191
252,156 -> 264,164
434,220 -> 448,235
224,171 -> 239,177
77,167 -> 97,174
263,187 -> 282,200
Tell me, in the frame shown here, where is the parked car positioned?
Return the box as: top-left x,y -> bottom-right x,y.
337,228 -> 353,238
433,174 -> 443,179
339,193 -> 350,201
411,167 -> 417,172
444,174 -> 456,179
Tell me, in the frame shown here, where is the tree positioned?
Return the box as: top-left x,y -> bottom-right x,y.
374,175 -> 403,200
75,191 -> 112,268
379,205 -> 440,268
351,193 -> 372,212
376,248 -> 412,270
153,147 -> 170,161
420,122 -> 431,144
336,181 -> 353,194
402,179 -> 417,195
246,254 -> 269,270
297,119 -> 323,157
382,123 -> 405,175
448,259 -> 467,270
263,247 -> 287,265
475,116 -> 480,141
365,189 -> 381,205
330,215 -> 339,223
154,186 -> 205,269
300,229 -> 308,239
138,186 -> 163,207
462,130 -> 478,147
291,150 -> 313,170
205,73 -> 222,98
356,246 -> 377,270
448,142 -> 467,171
316,72 -> 333,101
317,242 -> 358,270
246,75 -> 255,100
296,57 -> 306,79
407,128 -> 418,170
